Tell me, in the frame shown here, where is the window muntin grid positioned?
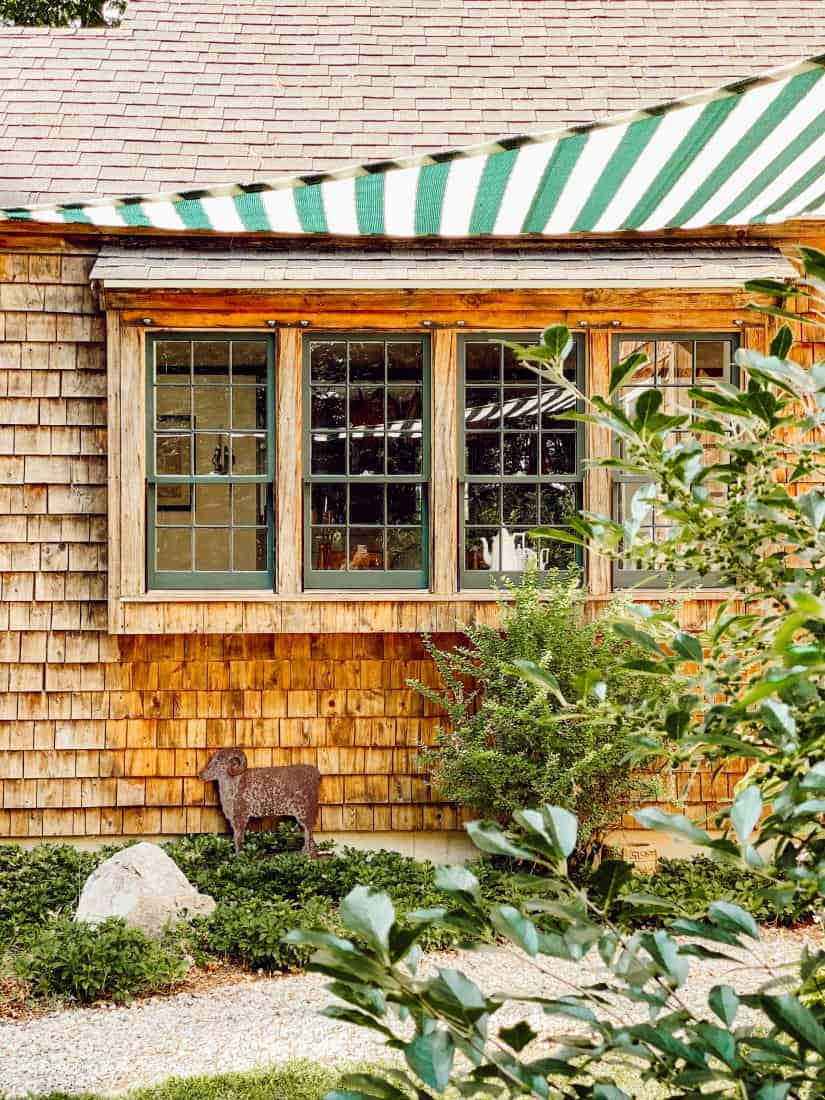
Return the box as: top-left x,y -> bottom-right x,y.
612,333 -> 737,587
146,334 -> 275,590
459,333 -> 584,588
304,336 -> 430,589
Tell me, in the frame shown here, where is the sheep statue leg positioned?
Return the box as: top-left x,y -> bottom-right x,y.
300,817 -> 318,856
232,817 -> 248,853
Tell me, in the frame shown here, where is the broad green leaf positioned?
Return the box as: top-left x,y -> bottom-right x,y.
730,785 -> 762,844
434,864 -> 481,900
592,1086 -> 630,1100
708,984 -> 739,1026
498,1020 -> 537,1052
465,819 -> 535,860
540,324 -> 573,360
612,622 -> 666,656
609,349 -> 648,396
405,1029 -> 455,1091
754,1082 -> 792,1100
760,993 -> 825,1056
633,807 -> 712,844
671,631 -> 704,662
491,905 -> 539,956
340,886 -> 396,953
769,323 -> 794,359
799,489 -> 825,531
332,1074 -> 409,1100
708,900 -> 760,941
511,659 -> 567,705
589,858 -> 633,910
541,805 -> 578,859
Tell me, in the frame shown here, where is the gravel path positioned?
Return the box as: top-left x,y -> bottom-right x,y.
0,930 -> 818,1098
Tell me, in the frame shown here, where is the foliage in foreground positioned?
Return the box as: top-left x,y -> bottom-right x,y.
0,0 -> 123,26
292,256 -> 825,1099
411,570 -> 664,851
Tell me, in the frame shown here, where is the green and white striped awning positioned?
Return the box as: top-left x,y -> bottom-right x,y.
4,55 -> 825,237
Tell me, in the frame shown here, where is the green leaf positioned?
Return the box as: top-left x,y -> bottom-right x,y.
465,820 -> 534,861
633,807 -> 712,844
799,489 -> 825,532
760,993 -> 825,1056
589,858 -> 633,909
332,1074 -> 410,1100
511,659 -> 567,705
612,622 -> 666,656
592,1087 -> 630,1100
769,324 -> 794,359
708,984 -> 739,1026
708,900 -> 759,941
541,805 -> 578,859
540,324 -> 573,360
405,1029 -> 455,1091
696,1021 -> 739,1068
754,1082 -> 792,1100
730,785 -> 762,844
671,631 -> 704,663
491,905 -> 539,956
609,349 -> 649,396
434,864 -> 481,900
339,886 -> 396,953
498,1020 -> 537,1052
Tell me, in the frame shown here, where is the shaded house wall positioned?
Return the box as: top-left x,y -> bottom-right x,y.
0,234 -> 764,850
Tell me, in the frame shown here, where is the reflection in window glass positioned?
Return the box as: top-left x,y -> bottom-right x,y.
613,334 -> 736,584
149,336 -> 273,588
461,336 -> 582,586
306,336 -> 428,588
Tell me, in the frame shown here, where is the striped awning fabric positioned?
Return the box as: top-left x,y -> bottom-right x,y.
3,55 -> 825,237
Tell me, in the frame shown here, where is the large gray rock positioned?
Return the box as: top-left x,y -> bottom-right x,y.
75,842 -> 216,936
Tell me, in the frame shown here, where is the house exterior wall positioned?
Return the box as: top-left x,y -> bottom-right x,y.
0,234 -> 774,849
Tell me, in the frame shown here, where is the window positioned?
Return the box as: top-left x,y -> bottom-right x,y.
146,333 -> 275,589
612,332 -> 737,587
304,335 -> 430,589
458,333 -> 584,588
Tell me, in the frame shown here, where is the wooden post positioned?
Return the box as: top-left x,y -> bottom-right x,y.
119,324 -> 146,600
584,328 -> 612,597
276,328 -> 303,595
430,328 -> 458,595
106,310 -> 122,632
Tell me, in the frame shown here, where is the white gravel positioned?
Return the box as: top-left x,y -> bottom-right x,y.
0,931 -> 818,1098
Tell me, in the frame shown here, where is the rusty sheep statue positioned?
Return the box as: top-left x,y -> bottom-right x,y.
199,749 -> 321,855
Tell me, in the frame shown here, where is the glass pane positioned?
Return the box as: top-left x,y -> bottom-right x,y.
348,529 -> 384,569
156,435 -> 191,476
387,434 -> 421,475
466,387 -> 501,428
502,387 -> 539,430
311,387 -> 346,429
387,342 -> 423,383
466,483 -> 498,525
466,432 -> 499,476
311,528 -> 346,570
157,527 -> 191,571
540,433 -> 576,475
656,341 -> 693,383
527,531 -> 576,571
193,386 -> 229,430
465,342 -> 500,381
311,433 -> 346,474
696,341 -> 729,379
388,484 -> 421,525
386,386 -> 422,425
540,386 -> 575,428
231,341 -> 268,384
156,484 -> 191,525
195,483 -> 229,526
503,484 -> 538,526
195,527 -> 229,570
388,528 -> 422,571
156,386 -> 190,429
562,347 -> 578,382
232,386 -> 266,430
233,527 -> 268,571
234,483 -> 267,526
618,340 -> 654,382
502,432 -> 537,475
155,340 -> 190,382
540,483 -> 577,524
350,387 -> 385,429
466,527 -> 497,571
310,341 -> 346,384
350,342 -> 384,383
231,433 -> 267,476
350,436 -> 384,475
503,344 -> 535,382
350,483 -> 384,525
193,341 -> 229,383
196,434 -> 229,476
310,484 -> 346,525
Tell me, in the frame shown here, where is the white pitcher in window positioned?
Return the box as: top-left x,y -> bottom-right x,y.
480,529 -> 537,571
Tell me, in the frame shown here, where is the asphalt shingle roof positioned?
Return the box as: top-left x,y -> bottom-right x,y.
3,0 -> 825,206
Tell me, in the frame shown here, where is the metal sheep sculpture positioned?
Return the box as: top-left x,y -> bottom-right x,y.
199,748 -> 321,855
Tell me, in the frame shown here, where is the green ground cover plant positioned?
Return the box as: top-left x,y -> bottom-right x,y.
291,256 -> 825,1099
411,571 -> 665,855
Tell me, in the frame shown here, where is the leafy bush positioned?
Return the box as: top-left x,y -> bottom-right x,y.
411,569 -> 665,852
14,917 -> 188,1003
0,843 -> 97,942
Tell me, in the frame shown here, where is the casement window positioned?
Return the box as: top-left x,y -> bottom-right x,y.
303,335 -> 430,589
612,332 -> 737,587
146,333 -> 275,589
458,333 -> 584,588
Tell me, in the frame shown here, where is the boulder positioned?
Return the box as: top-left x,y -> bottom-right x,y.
75,842 -> 216,936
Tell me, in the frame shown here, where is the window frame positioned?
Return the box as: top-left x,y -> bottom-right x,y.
301,331 -> 431,591
611,330 -> 739,590
457,330 -> 585,590
145,330 -> 277,591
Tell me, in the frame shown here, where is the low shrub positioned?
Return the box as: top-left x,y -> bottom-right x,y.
14,917 -> 189,1003
0,843 -> 97,942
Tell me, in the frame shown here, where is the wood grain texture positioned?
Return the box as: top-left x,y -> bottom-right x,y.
276,328 -> 303,595
106,310 -> 122,632
584,329 -> 613,596
119,324 -> 146,598
430,328 -> 458,595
